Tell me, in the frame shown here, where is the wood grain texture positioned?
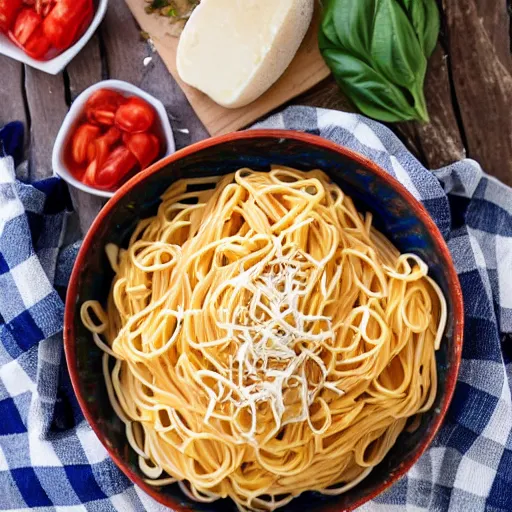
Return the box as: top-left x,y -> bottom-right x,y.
444,0 -> 512,185
24,67 -> 67,180
0,56 -> 28,169
297,76 -> 356,113
0,57 -> 27,129
67,34 -> 104,101
395,43 -> 465,170
124,0 -> 330,136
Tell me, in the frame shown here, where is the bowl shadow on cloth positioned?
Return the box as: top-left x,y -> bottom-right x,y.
66,134 -> 462,512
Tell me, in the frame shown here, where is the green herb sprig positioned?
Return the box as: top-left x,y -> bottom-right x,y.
319,0 -> 440,123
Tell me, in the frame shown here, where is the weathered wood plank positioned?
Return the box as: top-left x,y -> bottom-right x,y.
395,43 -> 465,170
103,0 -> 208,148
474,0 -> 511,66
444,0 -> 512,185
0,57 -> 27,127
67,34 -> 104,101
24,67 -> 67,180
0,56 -> 28,166
297,76 -> 356,114
66,34 -> 106,234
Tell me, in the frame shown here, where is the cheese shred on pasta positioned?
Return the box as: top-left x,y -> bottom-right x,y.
81,167 -> 447,512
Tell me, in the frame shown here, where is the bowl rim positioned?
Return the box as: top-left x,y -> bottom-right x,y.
64,129 -> 464,512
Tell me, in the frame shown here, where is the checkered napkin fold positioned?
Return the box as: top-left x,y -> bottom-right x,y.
1,109 -> 511,512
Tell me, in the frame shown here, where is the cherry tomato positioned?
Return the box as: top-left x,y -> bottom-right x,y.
71,123 -> 100,165
21,26 -> 51,60
100,126 -> 122,146
0,0 -> 22,33
82,159 -> 97,187
9,9 -> 52,61
95,147 -> 138,190
42,0 -> 93,51
11,8 -> 41,46
123,132 -> 160,169
88,127 -> 121,170
115,97 -> 155,134
85,89 -> 126,127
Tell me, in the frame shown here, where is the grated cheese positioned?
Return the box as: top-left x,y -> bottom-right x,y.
199,235 -> 342,442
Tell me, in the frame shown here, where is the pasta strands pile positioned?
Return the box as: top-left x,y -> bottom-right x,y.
81,168 -> 446,512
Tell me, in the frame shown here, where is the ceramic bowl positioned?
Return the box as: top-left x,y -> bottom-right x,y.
52,79 -> 175,199
64,130 -> 464,512
0,0 -> 108,75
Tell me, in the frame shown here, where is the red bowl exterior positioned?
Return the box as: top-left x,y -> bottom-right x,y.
64,129 -> 464,512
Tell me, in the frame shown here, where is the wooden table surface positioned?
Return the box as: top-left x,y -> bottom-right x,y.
1,0 -> 510,235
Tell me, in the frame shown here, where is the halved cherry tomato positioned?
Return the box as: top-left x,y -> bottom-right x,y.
0,0 -> 23,33
11,8 -> 41,45
82,159 -> 97,187
95,146 -> 138,190
13,24 -> 51,60
123,132 -> 160,169
42,0 -> 93,51
85,89 -> 126,127
115,97 -> 156,134
71,123 -> 100,164
9,9 -> 52,60
100,126 -> 122,146
91,127 -> 122,169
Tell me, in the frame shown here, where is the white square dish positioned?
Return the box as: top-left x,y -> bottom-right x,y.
0,0 -> 108,75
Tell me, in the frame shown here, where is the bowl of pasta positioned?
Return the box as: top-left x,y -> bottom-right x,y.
64,130 -> 463,512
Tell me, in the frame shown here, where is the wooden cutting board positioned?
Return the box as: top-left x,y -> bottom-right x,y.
124,0 -> 330,136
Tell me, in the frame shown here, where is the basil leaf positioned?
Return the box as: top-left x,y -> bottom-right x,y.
370,0 -> 428,120
319,0 -> 432,123
398,0 -> 440,57
322,48 -> 418,122
329,0 -> 376,60
320,0 -> 343,47
371,0 -> 426,88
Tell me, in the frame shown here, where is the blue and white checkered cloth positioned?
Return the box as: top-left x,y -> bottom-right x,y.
1,108 -> 511,511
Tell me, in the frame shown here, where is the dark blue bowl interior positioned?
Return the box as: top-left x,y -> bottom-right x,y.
71,136 -> 458,512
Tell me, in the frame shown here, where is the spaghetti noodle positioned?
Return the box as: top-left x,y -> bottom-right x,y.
81,167 -> 447,511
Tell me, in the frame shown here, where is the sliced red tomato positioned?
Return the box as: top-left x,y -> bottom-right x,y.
91,127 -> 122,168
115,97 -> 156,134
11,8 -> 41,45
82,159 -> 97,187
93,139 -> 109,170
85,89 -> 126,127
42,0 -> 93,51
101,126 -> 122,146
123,132 -> 160,169
0,0 -> 23,33
9,8 -> 52,60
71,123 -> 100,164
94,147 -> 138,190
17,25 -> 51,60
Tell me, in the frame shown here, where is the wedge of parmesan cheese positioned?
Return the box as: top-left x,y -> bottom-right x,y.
176,0 -> 314,108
